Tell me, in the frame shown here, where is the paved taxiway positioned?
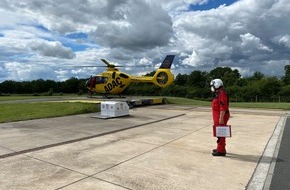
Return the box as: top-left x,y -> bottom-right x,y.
0,105 -> 286,190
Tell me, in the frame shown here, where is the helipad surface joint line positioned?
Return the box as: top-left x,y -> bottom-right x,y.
0,114 -> 185,159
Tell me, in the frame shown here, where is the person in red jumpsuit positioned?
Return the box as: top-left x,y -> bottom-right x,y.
210,79 -> 230,156
89,76 -> 96,97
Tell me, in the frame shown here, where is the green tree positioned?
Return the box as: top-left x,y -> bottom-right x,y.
259,77 -> 282,101
249,71 -> 264,81
61,77 -> 81,93
209,67 -> 241,87
187,70 -> 208,88
240,84 -> 261,102
0,80 -> 17,93
31,79 -> 46,93
282,65 -> 290,85
174,73 -> 188,86
279,85 -> 290,102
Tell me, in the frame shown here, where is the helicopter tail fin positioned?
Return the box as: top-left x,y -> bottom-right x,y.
159,55 -> 175,69
152,55 -> 175,88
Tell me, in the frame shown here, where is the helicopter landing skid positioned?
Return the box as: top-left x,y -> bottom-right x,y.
101,94 -> 126,99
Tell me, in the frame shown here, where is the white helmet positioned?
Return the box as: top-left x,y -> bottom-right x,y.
210,79 -> 223,92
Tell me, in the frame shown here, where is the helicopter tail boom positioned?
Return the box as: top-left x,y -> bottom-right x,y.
131,55 -> 175,88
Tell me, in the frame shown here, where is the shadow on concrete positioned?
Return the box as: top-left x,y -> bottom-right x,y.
226,153 -> 284,163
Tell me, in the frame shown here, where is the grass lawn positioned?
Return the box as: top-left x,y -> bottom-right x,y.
1,95 -> 289,123
0,102 -> 98,123
0,94 -> 81,101
166,97 -> 290,110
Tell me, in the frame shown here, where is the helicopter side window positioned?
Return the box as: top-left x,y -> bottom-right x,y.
86,76 -> 107,88
102,77 -> 108,83
97,77 -> 108,84
93,76 -> 107,84
95,76 -> 102,84
119,73 -> 129,78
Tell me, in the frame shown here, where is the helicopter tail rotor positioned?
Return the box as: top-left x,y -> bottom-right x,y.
152,69 -> 174,87
152,55 -> 175,87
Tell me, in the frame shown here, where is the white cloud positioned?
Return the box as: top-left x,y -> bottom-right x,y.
0,0 -> 290,82
240,33 -> 272,55
4,62 -> 56,81
90,0 -> 173,50
29,40 -> 75,59
272,35 -> 290,48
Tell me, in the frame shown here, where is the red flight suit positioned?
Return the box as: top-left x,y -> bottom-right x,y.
212,87 -> 230,153
89,77 -> 96,97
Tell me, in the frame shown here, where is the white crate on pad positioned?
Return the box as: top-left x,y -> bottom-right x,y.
101,101 -> 129,117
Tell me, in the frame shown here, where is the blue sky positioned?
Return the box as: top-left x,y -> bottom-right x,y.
0,0 -> 289,82
190,0 -> 237,11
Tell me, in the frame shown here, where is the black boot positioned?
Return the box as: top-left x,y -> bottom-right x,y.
212,151 -> 226,156
212,149 -> 226,154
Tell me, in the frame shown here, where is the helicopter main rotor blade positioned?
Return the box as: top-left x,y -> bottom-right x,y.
100,59 -> 111,66
100,59 -> 125,68
73,65 -> 108,67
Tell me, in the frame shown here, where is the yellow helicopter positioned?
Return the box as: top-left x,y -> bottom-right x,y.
86,55 -> 175,97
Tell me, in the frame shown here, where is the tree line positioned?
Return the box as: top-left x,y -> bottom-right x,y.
126,66 -> 290,102
0,78 -> 87,95
1,66 -> 290,102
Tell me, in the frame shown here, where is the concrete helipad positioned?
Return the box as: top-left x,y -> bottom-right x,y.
0,105 -> 286,190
